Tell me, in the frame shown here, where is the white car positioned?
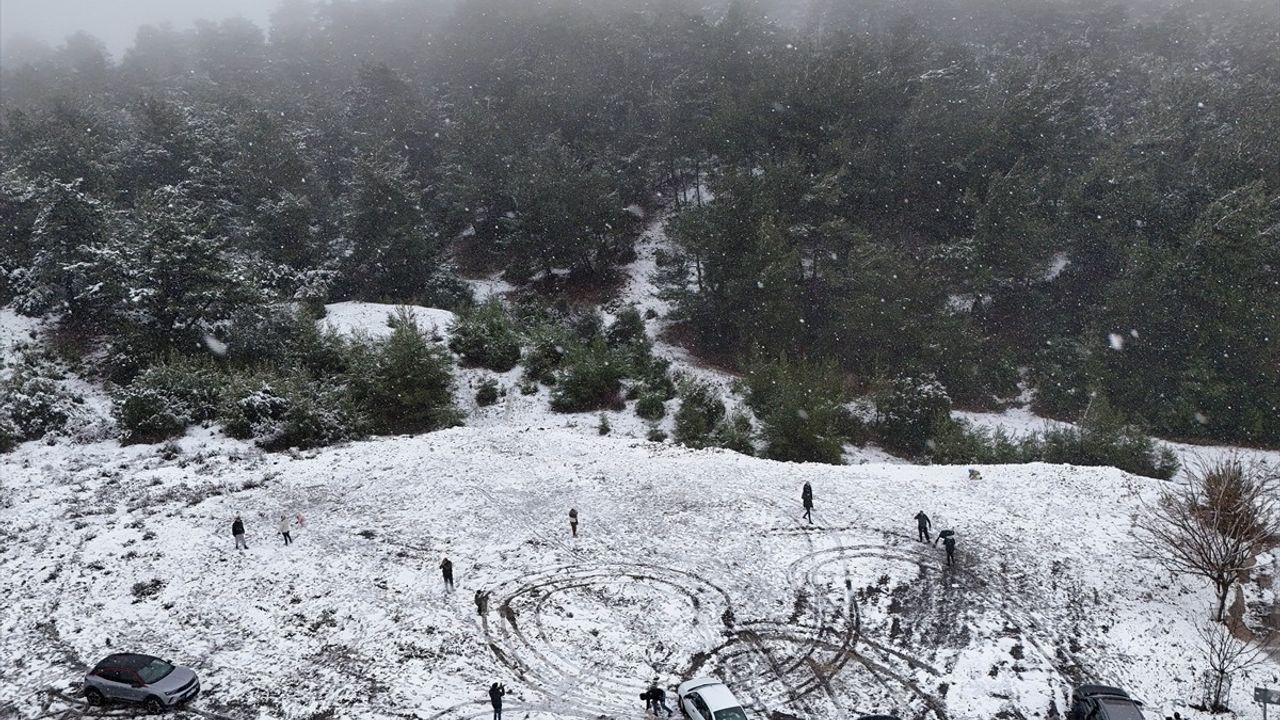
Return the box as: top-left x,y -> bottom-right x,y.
677,678 -> 748,720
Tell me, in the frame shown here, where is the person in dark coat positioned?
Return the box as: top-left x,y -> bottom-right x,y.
942,533 -> 957,566
569,508 -> 579,537
488,682 -> 505,720
640,689 -> 654,714
914,511 -> 931,543
475,590 -> 489,616
801,482 -> 814,524
440,557 -> 454,591
648,680 -> 672,717
232,515 -> 248,550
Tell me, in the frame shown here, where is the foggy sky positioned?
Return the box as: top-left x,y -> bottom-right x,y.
0,0 -> 274,59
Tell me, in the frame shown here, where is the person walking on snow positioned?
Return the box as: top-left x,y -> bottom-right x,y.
475,589 -> 489,616
648,680 -> 673,717
278,515 -> 293,545
440,557 -> 454,591
936,531 -> 957,566
569,507 -> 579,537
489,682 -> 505,720
801,481 -> 814,524
915,511 -> 931,543
232,515 -> 248,550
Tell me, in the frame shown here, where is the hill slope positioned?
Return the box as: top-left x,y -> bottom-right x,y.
1,427 -> 1267,719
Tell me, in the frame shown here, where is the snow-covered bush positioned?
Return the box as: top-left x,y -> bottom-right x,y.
606,306 -> 647,348
672,378 -> 725,449
0,355 -> 86,450
476,378 -> 500,407
220,372 -> 359,451
349,309 -> 462,434
115,356 -> 222,444
713,411 -> 756,456
635,393 -> 666,421
873,374 -> 952,455
550,338 -> 625,413
522,328 -> 569,385
448,299 -> 521,372
745,355 -> 845,464
926,418 -> 1032,465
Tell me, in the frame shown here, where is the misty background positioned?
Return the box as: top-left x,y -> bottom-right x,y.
1,0 -> 272,57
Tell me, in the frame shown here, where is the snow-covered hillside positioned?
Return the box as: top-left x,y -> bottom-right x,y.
1,426 -> 1269,720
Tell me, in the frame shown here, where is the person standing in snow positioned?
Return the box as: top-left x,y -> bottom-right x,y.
648,680 -> 673,717
801,481 -> 814,524
915,511 -> 931,543
940,532 -> 957,566
489,682 -> 505,720
232,515 -> 248,550
569,508 -> 579,537
475,589 -> 489,616
278,514 -> 293,545
440,557 -> 454,591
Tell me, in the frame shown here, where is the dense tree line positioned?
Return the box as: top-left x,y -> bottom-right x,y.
1,0 -> 1276,445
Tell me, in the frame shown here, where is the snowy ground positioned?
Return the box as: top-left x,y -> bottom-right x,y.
1,426 -> 1269,720
1,307 -> 42,366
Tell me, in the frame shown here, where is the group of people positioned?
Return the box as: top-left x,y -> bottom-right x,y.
801,481 -> 959,567
229,513 -> 305,549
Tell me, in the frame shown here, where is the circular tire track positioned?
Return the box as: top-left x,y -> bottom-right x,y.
482,562 -> 734,713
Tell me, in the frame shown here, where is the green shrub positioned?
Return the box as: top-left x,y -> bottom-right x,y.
116,386 -> 190,445
597,413 -> 611,435
523,327 -> 570,384
673,378 -> 725,448
745,356 -> 847,464
925,418 -> 1033,465
352,309 -> 463,433
635,394 -> 666,421
873,375 -> 952,456
220,371 -> 360,450
448,299 -> 521,371
713,410 -> 755,456
646,426 -> 668,443
550,338 -> 625,413
476,379 -> 500,407
0,356 -> 84,446
607,306 -> 647,348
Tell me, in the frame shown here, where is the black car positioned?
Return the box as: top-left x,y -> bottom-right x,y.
1070,685 -> 1146,720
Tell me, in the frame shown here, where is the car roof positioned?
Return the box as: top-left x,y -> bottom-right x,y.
693,683 -> 740,712
1075,685 -> 1132,700
95,653 -> 159,671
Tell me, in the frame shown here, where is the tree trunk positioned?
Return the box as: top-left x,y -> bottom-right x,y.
1215,579 -> 1230,623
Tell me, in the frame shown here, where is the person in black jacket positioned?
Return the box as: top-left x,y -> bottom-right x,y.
801,482 -> 814,524
914,511 -> 931,543
232,515 -> 248,550
440,557 -> 454,591
475,589 -> 489,616
648,680 -> 672,717
569,508 -> 579,537
489,682 -> 505,720
941,533 -> 957,566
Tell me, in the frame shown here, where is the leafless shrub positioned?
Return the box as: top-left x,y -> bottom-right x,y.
1137,455 -> 1279,622
1197,622 -> 1265,712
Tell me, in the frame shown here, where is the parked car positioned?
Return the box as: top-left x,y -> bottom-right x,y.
1070,685 -> 1146,720
677,678 -> 748,720
83,653 -> 200,713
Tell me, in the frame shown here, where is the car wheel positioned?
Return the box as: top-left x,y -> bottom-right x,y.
143,696 -> 165,714
84,688 -> 104,706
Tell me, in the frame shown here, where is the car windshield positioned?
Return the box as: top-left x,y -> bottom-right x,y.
713,708 -> 747,720
1099,699 -> 1145,720
136,658 -> 174,684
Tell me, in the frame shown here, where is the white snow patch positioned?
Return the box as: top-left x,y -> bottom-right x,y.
319,302 -> 456,341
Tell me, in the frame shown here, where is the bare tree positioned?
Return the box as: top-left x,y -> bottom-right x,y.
1137,455 -> 1279,623
1198,622 -> 1266,712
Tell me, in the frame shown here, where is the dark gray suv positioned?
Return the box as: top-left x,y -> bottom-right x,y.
1070,685 -> 1146,720
83,653 -> 200,713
